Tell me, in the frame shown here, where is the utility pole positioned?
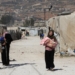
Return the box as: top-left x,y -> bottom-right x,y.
44,5 -> 52,33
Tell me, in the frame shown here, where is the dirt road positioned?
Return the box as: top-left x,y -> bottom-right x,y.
0,36 -> 75,75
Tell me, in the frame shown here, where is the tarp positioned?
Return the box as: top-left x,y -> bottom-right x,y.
29,29 -> 38,36
47,12 -> 75,52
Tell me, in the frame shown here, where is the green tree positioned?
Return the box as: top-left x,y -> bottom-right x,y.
23,18 -> 34,27
0,15 -> 14,26
30,18 -> 34,26
23,19 -> 30,27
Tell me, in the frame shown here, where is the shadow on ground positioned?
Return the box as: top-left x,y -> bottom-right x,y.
0,63 -> 35,69
52,68 -> 63,71
9,59 -> 16,62
0,59 -> 16,63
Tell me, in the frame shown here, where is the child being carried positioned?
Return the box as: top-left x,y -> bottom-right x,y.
40,37 -> 57,48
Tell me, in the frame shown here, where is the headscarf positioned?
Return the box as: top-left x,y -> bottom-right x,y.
47,29 -> 57,42
5,33 -> 13,44
47,30 -> 54,39
3,32 -> 8,37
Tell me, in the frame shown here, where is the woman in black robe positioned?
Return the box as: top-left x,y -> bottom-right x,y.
1,33 -> 13,66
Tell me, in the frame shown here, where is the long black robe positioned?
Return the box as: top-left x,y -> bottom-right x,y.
1,33 -> 13,66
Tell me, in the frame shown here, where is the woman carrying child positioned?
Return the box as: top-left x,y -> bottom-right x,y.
44,30 -> 57,71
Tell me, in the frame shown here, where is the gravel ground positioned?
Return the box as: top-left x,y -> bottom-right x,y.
0,36 -> 75,75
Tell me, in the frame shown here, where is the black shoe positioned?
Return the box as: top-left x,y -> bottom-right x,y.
50,68 -> 55,71
3,64 -> 9,66
46,68 -> 50,71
